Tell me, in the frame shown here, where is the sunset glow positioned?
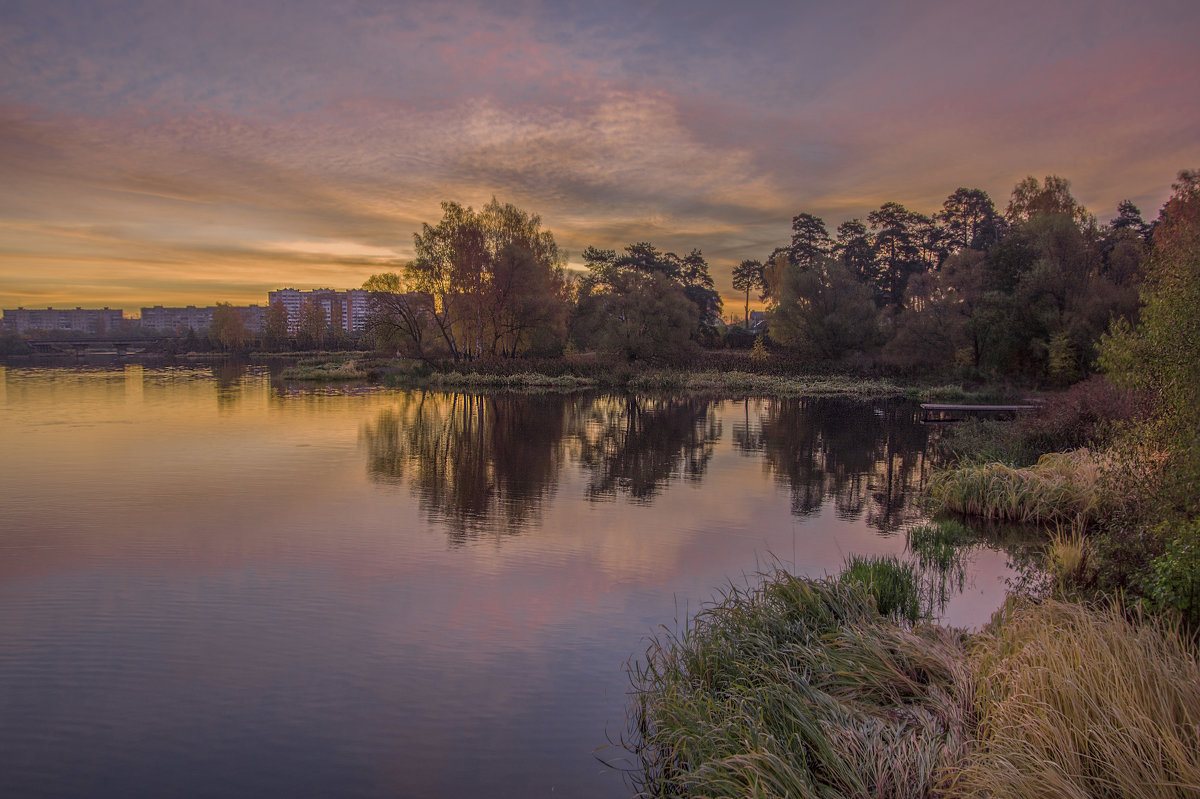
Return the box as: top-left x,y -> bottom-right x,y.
2,0 -> 1198,311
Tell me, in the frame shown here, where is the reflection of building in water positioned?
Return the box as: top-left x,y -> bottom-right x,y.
267,288 -> 370,334
2,306 -> 123,334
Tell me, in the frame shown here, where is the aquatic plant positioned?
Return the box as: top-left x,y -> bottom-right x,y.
282,358 -> 370,380
1046,522 -> 1089,594
839,554 -> 924,624
625,569 -> 970,798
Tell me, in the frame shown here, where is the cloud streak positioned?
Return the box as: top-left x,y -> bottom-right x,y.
1,0 -> 1198,311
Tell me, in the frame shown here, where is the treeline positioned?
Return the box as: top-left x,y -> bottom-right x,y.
363,198 -> 723,365
742,175 -> 1148,382
363,173 -> 1163,382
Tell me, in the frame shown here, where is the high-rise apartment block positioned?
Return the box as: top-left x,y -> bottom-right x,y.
266,289 -> 371,334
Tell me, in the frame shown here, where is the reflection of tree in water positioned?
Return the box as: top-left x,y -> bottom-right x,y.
361,391 -> 572,541
575,395 -> 720,503
738,398 -> 929,534
212,359 -> 249,410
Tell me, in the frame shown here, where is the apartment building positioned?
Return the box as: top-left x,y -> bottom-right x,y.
266,288 -> 370,334
2,307 -> 124,334
140,305 -> 265,334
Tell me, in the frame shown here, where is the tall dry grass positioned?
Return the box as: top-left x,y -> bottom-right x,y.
926,449 -> 1101,526
945,598 -> 1200,798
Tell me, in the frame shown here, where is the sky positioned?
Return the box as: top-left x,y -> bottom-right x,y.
2,0 -> 1198,313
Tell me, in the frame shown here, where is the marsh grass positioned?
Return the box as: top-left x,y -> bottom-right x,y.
389,367 -> 906,397
945,598 -> 1200,798
418,371 -> 598,390
282,358 -> 370,380
907,520 -> 980,614
1046,522 -> 1090,594
625,567 -> 971,798
926,449 -> 1101,526
840,554 -> 924,624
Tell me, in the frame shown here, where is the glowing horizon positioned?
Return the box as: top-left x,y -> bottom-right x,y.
2,0 -> 1198,313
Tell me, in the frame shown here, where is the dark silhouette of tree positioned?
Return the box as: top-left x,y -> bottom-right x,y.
939,187 -> 1002,251
406,198 -> 566,361
1006,175 -> 1091,226
573,243 -> 711,361
790,212 -> 833,269
296,298 -> 327,350
834,218 -> 878,288
765,256 -> 878,360
868,202 -> 925,309
731,259 -> 763,326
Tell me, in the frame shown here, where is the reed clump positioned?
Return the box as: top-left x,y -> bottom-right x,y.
945,598 -> 1200,798
839,554 -> 924,624
282,358 -> 370,380
626,567 -> 972,798
926,449 -> 1101,525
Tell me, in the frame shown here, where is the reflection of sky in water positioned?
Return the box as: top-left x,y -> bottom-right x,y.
0,365 -> 1025,798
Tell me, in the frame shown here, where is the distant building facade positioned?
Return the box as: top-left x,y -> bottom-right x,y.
267,288 -> 370,334
140,305 -> 264,334
2,307 -> 124,334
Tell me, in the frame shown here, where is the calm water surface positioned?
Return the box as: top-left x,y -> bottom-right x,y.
0,364 -> 1021,798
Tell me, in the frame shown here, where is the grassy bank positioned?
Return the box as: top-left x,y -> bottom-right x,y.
626,566 -> 1200,798
925,449 -> 1102,526
397,368 -> 911,398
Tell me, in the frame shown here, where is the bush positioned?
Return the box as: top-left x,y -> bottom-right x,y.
1148,519 -> 1200,630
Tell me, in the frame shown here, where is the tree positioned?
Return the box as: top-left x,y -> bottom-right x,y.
262,301 -> 290,351
1006,175 -> 1090,226
1101,169 -> 1200,515
731,259 -> 763,326
939,188 -> 1002,251
764,255 -> 878,360
362,272 -> 435,358
868,202 -> 925,309
674,248 -> 722,335
208,303 -> 250,352
573,243 -> 703,361
790,212 -> 832,270
407,198 -> 566,360
296,298 -> 327,350
834,219 -> 876,286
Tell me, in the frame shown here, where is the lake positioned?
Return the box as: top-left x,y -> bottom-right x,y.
0,363 -> 1023,798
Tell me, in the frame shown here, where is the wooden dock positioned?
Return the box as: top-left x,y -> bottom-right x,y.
919,403 -> 1040,423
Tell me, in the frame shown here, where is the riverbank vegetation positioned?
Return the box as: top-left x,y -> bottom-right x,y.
626,565 -> 1200,798
623,170 -> 1200,795
628,570 -> 1200,798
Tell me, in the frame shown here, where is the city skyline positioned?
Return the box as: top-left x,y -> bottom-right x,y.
2,0 -> 1199,310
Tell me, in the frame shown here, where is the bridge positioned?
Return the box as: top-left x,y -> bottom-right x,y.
919,402 -> 1041,423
